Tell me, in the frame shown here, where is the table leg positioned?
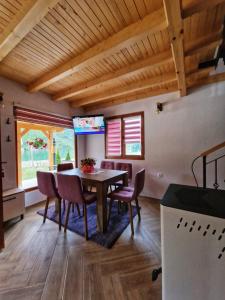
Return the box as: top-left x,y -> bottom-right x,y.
122,173 -> 129,211
96,182 -> 108,233
123,173 -> 128,187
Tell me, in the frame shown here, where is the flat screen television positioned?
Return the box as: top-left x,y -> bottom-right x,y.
72,114 -> 105,135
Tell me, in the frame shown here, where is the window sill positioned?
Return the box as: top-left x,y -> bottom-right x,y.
23,186 -> 38,192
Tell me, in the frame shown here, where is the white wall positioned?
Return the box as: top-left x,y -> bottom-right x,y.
85,83 -> 225,199
77,135 -> 86,164
1,76 -> 224,204
0,76 -> 84,206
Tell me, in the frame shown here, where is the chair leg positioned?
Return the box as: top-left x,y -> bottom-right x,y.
58,198 -> 61,231
117,200 -> 120,214
43,197 -> 50,223
128,202 -> 134,236
107,199 -> 113,227
64,202 -> 71,233
63,199 -> 66,211
76,204 -> 81,216
83,203 -> 88,240
135,197 -> 141,221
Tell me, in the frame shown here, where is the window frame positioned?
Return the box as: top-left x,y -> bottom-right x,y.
15,120 -> 77,191
105,111 -> 145,160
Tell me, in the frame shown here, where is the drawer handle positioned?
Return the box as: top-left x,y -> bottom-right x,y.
3,197 -> 17,202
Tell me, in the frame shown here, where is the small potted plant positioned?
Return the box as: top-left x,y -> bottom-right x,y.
80,158 -> 96,173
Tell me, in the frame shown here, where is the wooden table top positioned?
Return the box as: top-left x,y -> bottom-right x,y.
57,168 -> 128,183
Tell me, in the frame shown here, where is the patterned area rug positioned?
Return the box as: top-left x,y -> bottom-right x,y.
37,201 -> 137,248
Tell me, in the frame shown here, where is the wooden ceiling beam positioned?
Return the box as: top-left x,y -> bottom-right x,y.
83,85 -> 178,111
182,0 -> 225,19
185,37 -> 223,57
84,71 -> 225,111
163,0 -> 186,96
27,8 -> 167,92
0,0 -> 60,61
71,72 -> 177,108
185,28 -> 223,52
186,67 -> 215,85
53,50 -> 173,101
187,72 -> 225,88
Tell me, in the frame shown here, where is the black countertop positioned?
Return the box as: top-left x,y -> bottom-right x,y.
161,184 -> 225,219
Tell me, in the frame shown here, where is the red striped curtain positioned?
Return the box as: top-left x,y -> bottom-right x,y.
124,115 -> 141,144
106,118 -> 121,157
14,106 -> 73,128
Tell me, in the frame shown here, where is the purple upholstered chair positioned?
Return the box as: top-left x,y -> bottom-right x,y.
57,174 -> 97,239
115,162 -> 132,187
57,163 -> 74,172
37,171 -> 62,230
108,169 -> 145,236
100,160 -> 115,192
57,162 -> 80,215
100,160 -> 115,170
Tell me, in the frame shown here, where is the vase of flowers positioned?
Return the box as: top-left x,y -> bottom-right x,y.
80,158 -> 96,173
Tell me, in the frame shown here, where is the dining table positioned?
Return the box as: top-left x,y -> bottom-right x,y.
56,168 -> 128,233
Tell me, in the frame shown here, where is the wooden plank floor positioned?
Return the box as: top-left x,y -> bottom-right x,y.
0,198 -> 161,300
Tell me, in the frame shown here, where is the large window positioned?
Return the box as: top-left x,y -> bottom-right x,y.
14,107 -> 75,189
17,121 -> 75,189
105,112 -> 144,159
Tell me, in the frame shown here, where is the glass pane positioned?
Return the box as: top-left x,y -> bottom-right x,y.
125,143 -> 141,156
21,129 -> 49,189
19,122 -> 75,189
53,128 -> 75,167
124,115 -> 142,156
106,118 -> 121,157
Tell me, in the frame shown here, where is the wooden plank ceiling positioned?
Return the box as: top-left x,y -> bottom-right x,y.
0,0 -> 225,110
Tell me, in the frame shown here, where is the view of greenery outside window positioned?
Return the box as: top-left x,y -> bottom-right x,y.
20,124 -> 75,189
125,143 -> 141,156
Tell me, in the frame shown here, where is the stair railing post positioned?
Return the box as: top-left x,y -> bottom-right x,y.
213,159 -> 219,189
203,155 -> 207,188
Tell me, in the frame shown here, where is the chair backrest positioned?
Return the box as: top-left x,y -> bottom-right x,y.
100,160 -> 115,170
57,174 -> 84,204
116,162 -> 132,180
37,171 -> 58,198
133,169 -> 145,199
57,162 -> 74,172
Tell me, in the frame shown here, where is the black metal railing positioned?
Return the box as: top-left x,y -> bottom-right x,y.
202,153 -> 225,189
192,142 -> 225,189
